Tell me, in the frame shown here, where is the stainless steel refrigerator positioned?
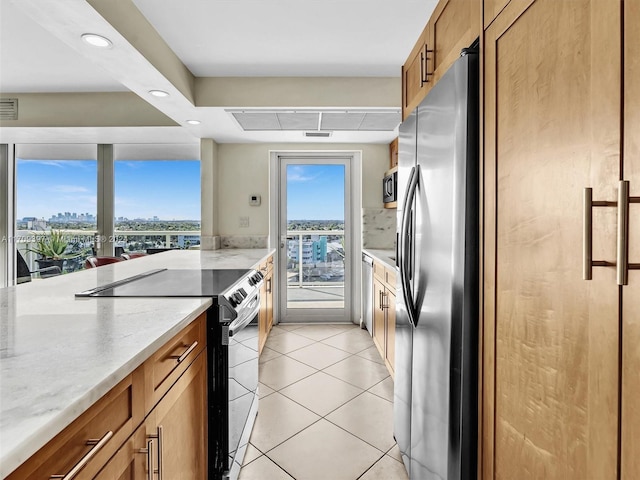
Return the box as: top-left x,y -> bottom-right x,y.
394,50 -> 479,480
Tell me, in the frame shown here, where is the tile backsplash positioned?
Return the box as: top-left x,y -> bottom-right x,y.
362,208 -> 396,249
220,235 -> 268,249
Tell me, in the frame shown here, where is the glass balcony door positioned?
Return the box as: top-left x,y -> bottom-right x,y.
278,157 -> 351,323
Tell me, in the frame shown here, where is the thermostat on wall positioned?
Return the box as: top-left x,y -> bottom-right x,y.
249,194 -> 261,206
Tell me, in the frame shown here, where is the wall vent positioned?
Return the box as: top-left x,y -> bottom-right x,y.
0,98 -> 18,120
304,131 -> 332,138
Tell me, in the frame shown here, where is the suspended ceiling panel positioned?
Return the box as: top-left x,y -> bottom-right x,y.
229,109 -> 401,132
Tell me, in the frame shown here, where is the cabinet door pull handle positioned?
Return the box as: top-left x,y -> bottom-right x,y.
422,43 -> 434,84
267,278 -> 272,294
156,426 -> 164,480
582,187 -> 616,280
617,180 -> 640,285
146,438 -> 154,480
172,341 -> 198,364
49,431 -> 113,479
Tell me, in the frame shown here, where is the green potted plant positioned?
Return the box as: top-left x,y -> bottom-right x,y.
27,230 -> 77,276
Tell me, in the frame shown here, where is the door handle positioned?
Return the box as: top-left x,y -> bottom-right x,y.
616,180 -> 640,285
583,182 -> 640,284
400,165 -> 419,327
582,187 -> 616,280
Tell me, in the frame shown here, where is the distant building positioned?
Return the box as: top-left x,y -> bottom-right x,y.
288,236 -> 327,265
177,235 -> 200,248
48,211 -> 96,223
27,219 -> 48,230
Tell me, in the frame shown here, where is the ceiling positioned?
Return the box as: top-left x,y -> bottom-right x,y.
0,0 -> 438,145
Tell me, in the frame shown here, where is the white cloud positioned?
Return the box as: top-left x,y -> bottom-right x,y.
47,185 -> 91,194
287,166 -> 317,182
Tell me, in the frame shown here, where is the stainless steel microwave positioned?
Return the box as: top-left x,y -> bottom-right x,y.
383,168 -> 397,204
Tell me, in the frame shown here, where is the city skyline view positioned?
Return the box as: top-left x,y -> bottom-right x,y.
16,161 -> 345,224
16,159 -> 201,221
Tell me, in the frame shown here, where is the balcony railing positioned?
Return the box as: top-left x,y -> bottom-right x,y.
286,230 -> 345,288
15,229 -> 201,274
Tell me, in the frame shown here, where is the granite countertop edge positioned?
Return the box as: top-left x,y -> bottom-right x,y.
363,248 -> 397,270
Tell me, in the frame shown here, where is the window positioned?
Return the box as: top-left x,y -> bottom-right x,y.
113,144 -> 200,256
15,144 -> 97,275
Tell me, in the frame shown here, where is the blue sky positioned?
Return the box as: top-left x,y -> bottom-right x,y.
287,164 -> 344,221
16,159 -> 201,220
16,160 -> 342,222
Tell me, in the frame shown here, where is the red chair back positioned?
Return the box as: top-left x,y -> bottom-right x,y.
121,252 -> 148,260
84,256 -> 125,269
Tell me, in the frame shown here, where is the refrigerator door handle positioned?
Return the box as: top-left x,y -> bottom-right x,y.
400,165 -> 419,327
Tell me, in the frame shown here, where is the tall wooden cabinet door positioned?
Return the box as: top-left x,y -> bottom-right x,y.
622,0 -> 640,477
402,24 -> 431,120
483,1 -> 621,479
150,352 -> 207,480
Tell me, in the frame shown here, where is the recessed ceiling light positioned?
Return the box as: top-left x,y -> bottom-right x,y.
81,33 -> 112,48
149,90 -> 169,98
186,120 -> 201,125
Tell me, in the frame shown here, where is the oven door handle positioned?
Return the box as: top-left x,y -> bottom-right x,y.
229,294 -> 260,337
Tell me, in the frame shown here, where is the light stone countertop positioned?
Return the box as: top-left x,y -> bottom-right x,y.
0,248 -> 274,479
363,248 -> 397,270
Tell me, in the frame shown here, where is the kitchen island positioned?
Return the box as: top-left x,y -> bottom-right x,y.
0,249 -> 274,479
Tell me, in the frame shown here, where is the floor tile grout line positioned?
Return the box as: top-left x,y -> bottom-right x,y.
355,450 -> 388,480
277,380 -> 365,418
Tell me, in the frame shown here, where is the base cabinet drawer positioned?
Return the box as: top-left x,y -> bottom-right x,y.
6,371 -> 144,480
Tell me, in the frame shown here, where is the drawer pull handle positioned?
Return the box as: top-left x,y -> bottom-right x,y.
50,430 -> 113,479
171,341 -> 198,364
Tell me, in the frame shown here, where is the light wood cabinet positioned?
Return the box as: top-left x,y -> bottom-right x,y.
401,23 -> 430,120
145,351 -> 207,480
373,277 -> 386,356
402,0 -> 481,120
389,138 -> 399,168
259,254 -> 274,354
481,1 -> 629,479
96,349 -> 206,480
7,314 -> 208,480
372,262 -> 396,377
428,0 -> 480,87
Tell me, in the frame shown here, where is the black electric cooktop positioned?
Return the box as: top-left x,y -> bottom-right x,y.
76,268 -> 250,297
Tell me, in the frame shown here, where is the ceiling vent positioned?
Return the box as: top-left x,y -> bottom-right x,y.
304,131 -> 332,138
0,98 -> 18,120
226,108 -> 401,133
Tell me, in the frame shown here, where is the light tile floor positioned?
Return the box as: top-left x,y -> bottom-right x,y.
238,324 -> 409,480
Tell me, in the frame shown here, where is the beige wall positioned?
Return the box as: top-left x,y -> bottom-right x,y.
216,143 -> 390,236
